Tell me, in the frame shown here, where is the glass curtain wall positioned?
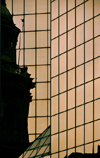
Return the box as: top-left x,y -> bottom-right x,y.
6,0 -> 50,143
51,0 -> 100,157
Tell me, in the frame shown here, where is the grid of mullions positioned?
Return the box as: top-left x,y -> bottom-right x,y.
51,0 -> 100,157
6,0 -> 51,143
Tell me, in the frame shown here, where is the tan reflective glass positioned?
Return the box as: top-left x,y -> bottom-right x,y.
59,72 -> 66,93
94,16 -> 100,37
68,69 -> 75,89
37,83 -> 47,99
85,143 -> 93,153
94,0 -> 100,16
25,15 -> 35,31
51,96 -> 58,115
25,32 -> 35,48
76,106 -> 84,126
68,109 -> 75,129
13,0 -> 23,14
85,40 -> 93,62
76,24 -> 84,46
59,92 -> 66,112
94,58 -> 100,78
59,132 -> 66,151
85,123 -> 93,143
85,102 -> 93,123
94,78 -> 100,99
37,66 -> 47,82
51,135 -> 58,153
28,101 -> 35,117
85,82 -> 93,103
51,0 -> 58,20
59,0 -> 66,15
37,0 -> 47,13
68,129 -> 75,148
52,19 -> 58,39
94,99 -> 100,120
60,14 -> 66,34
37,100 -> 47,116
76,65 -> 84,86
28,118 -> 35,134
59,53 -> 66,73
85,0 -> 93,21
59,112 -> 66,131
25,49 -> 35,65
51,77 -> 58,96
6,0 -> 12,13
51,115 -> 58,134
37,14 -> 47,30
51,38 -> 58,58
68,89 -> 75,109
85,61 -> 93,82
68,29 -> 75,50
76,85 -> 84,106
68,9 -> 75,30
76,126 -> 84,146
68,49 -> 75,70
25,0 -> 35,14
60,34 -> 66,54
85,19 -> 93,41
76,44 -> 84,66
37,31 -> 47,47
76,146 -> 84,153
94,36 -> 100,58
76,4 -> 84,25
51,57 -> 58,77
94,120 -> 100,141
68,0 -> 75,10
37,117 -> 47,133
13,16 -> 23,31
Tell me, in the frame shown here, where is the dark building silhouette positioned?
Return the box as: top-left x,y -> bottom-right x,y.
1,0 -> 35,157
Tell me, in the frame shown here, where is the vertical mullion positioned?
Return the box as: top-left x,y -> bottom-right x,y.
75,0 -> 76,152
58,0 -> 60,157
93,0 -> 94,153
35,0 -> 37,139
84,0 -> 85,154
66,0 -> 68,156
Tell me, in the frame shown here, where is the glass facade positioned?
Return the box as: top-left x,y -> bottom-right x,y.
51,0 -> 100,157
5,0 -> 100,157
6,0 -> 50,143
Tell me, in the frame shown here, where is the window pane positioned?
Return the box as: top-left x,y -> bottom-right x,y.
25,15 -> 35,31
94,57 -> 100,78
28,118 -> 35,134
59,132 -> 66,151
25,32 -> 35,48
85,0 -> 93,21
37,83 -> 47,99
37,49 -> 47,65
94,99 -> 100,120
59,73 -> 66,93
94,16 -> 100,37
76,46 -> 84,67
37,66 -> 47,82
85,40 -> 93,62
94,36 -> 100,58
37,100 -> 47,116
76,126 -> 84,146
68,49 -> 75,70
51,38 -> 58,58
37,0 -> 47,13
51,57 -> 58,77
37,117 -> 47,133
60,14 -> 66,34
13,0 -> 23,14
85,123 -> 93,143
51,115 -> 58,134
85,102 -> 93,123
76,85 -> 84,106
51,77 -> 58,96
68,29 -> 75,50
28,101 -> 35,117
94,120 -> 100,141
68,0 -> 75,10
51,0 -> 58,19
6,0 -> 12,13
68,10 -> 75,30
68,109 -> 75,129
37,31 -> 47,47
85,19 -> 93,41
94,78 -> 100,99
76,65 -> 84,86
52,19 -> 58,39
85,61 -> 93,82
68,89 -> 75,109
68,129 -> 75,148
29,135 -> 35,142
76,146 -> 84,153
51,135 -> 58,153
51,96 -> 58,115
59,112 -> 66,131
25,0 -> 35,14
59,53 -> 66,73
76,106 -> 84,126
59,92 -> 66,112
27,66 -> 35,78
59,0 -> 66,15
85,82 -> 93,103
13,16 -> 23,31
94,0 -> 100,16
85,143 -> 93,153
76,24 -> 84,45
68,69 -> 75,89
60,33 -> 66,54
37,14 -> 47,30
25,49 -> 35,65
76,0 -> 84,5
76,4 -> 84,25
